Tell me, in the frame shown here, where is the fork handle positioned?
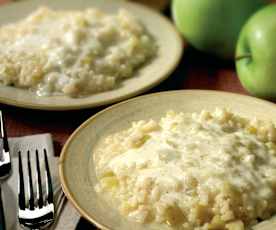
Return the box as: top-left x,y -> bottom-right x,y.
0,186 -> 6,230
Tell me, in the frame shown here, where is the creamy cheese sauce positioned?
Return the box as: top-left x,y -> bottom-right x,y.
0,7 -> 156,97
94,109 -> 276,230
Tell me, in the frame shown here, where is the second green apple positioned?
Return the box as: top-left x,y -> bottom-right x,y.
236,4 -> 276,98
172,0 -> 266,58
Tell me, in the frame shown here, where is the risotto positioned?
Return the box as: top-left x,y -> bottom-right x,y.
94,108 -> 276,230
0,7 -> 156,97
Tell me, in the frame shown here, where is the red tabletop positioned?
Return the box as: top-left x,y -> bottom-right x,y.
2,0 -> 276,146
2,54 -> 247,145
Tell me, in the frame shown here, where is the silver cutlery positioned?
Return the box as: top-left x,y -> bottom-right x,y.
18,149 -> 54,229
0,111 -> 11,230
0,111 -> 11,179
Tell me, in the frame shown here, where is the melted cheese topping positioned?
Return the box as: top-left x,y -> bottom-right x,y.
95,109 -> 276,230
0,7 -> 156,97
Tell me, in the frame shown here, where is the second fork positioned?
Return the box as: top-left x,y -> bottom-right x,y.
18,149 -> 54,230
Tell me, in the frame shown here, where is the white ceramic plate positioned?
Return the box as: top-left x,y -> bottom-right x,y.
59,90 -> 276,230
0,0 -> 183,110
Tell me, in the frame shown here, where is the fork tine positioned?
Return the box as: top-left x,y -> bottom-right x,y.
44,149 -> 53,204
27,151 -> 35,210
18,151 -> 26,210
36,150 -> 43,208
0,110 -> 9,152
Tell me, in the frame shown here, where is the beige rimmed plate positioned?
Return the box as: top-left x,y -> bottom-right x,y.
0,0 -> 183,111
59,90 -> 276,230
130,0 -> 170,11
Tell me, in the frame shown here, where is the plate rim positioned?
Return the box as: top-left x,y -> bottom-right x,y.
0,0 -> 184,111
59,89 -> 276,229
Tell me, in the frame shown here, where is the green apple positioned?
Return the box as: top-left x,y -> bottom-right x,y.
172,0 -> 266,58
236,4 -> 276,98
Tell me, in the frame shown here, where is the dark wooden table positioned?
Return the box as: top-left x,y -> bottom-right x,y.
1,49 -> 248,151
1,0 -> 274,229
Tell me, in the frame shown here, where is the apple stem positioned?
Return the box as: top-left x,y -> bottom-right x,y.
235,54 -> 252,61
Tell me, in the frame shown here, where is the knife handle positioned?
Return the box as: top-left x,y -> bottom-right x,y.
0,187 -> 6,230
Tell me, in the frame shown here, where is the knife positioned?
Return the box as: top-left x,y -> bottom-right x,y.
0,111 -> 11,230
0,186 -> 6,230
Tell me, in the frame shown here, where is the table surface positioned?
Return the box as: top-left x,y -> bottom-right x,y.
0,5 -> 249,144
0,1 -> 274,229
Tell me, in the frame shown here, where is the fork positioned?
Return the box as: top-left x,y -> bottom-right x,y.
18,149 -> 55,229
0,111 -> 11,179
0,111 -> 11,230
